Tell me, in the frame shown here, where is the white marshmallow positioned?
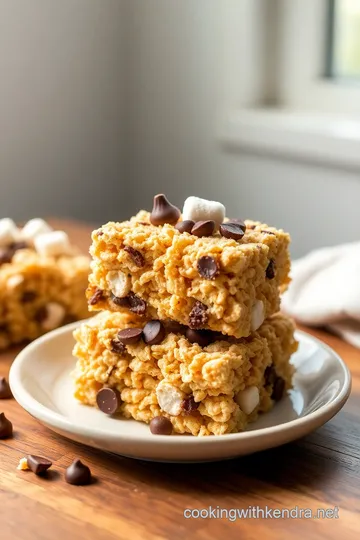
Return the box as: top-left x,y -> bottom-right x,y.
251,300 -> 265,331
235,386 -> 260,415
21,218 -> 52,242
182,196 -> 225,227
0,218 -> 20,247
7,274 -> 25,289
156,380 -> 185,416
106,270 -> 131,299
34,231 -> 71,257
41,302 -> 65,330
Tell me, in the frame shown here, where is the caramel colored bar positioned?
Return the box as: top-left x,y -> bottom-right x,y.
73,311 -> 297,436
0,248 -> 89,349
87,211 -> 291,339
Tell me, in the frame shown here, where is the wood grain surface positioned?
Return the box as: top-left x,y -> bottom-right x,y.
0,220 -> 359,540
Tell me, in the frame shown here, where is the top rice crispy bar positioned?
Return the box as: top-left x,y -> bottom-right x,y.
87,196 -> 290,339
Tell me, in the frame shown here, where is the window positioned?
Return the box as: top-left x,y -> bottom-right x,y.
273,0 -> 360,115
327,0 -> 360,79
221,0 -> 360,169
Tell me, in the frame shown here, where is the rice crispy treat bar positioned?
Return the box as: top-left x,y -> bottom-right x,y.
87,208 -> 290,339
73,311 -> 297,436
0,218 -> 89,349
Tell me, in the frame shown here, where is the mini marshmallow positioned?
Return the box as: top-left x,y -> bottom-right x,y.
34,231 -> 71,257
106,270 -> 131,299
156,380 -> 185,416
41,302 -> 66,330
236,386 -> 260,415
251,300 -> 265,331
0,218 -> 20,247
21,218 -> 52,242
182,196 -> 225,227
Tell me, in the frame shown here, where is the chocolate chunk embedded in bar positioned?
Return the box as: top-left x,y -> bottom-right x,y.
219,222 -> 245,240
117,327 -> 143,345
189,301 -> 208,329
197,256 -> 219,280
143,320 -> 165,345
96,387 -> 121,415
124,246 -> 145,268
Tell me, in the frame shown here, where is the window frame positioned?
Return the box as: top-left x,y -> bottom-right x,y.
276,0 -> 360,116
219,0 -> 360,170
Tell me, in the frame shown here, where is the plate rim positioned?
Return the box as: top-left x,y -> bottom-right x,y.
9,320 -> 352,447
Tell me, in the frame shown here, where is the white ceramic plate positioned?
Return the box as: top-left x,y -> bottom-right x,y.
9,322 -> 351,462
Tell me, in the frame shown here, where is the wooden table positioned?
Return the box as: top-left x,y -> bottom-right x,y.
1,220 -> 359,540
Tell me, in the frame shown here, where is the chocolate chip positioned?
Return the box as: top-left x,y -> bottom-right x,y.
88,288 -> 105,306
34,306 -> 48,323
219,222 -> 245,241
272,376 -> 285,401
0,412 -> 13,438
266,259 -> 276,279
261,230 -> 276,236
117,327 -> 143,344
65,459 -> 92,485
0,323 -> 8,333
110,338 -> 126,354
229,219 -> 246,231
181,395 -> 199,415
110,293 -> 129,307
189,301 -> 208,329
10,241 -> 29,251
150,416 -> 173,435
21,290 -> 37,303
143,320 -> 166,345
264,365 -> 277,386
197,256 -> 219,279
96,387 -> 121,415
165,320 -> 187,334
138,222 -> 150,226
247,224 -> 256,230
191,220 -> 215,237
124,246 -> 145,268
150,194 -> 181,226
27,455 -> 52,475
127,292 -> 146,315
175,220 -> 195,234
0,377 -> 13,399
110,291 -> 146,315
0,249 -> 13,265
96,229 -> 104,236
186,328 -> 215,347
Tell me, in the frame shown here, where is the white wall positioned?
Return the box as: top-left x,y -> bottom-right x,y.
2,1 -> 359,258
0,0 -> 128,223
129,0 -> 360,258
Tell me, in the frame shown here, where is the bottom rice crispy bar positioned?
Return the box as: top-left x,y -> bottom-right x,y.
73,311 -> 298,436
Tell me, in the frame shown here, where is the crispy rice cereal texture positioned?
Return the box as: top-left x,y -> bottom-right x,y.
0,249 -> 89,349
73,311 -> 298,436
87,211 -> 291,339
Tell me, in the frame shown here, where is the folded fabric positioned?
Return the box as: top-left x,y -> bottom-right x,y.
282,242 -> 360,348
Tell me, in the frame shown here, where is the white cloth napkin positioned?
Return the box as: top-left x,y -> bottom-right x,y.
282,242 -> 360,348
